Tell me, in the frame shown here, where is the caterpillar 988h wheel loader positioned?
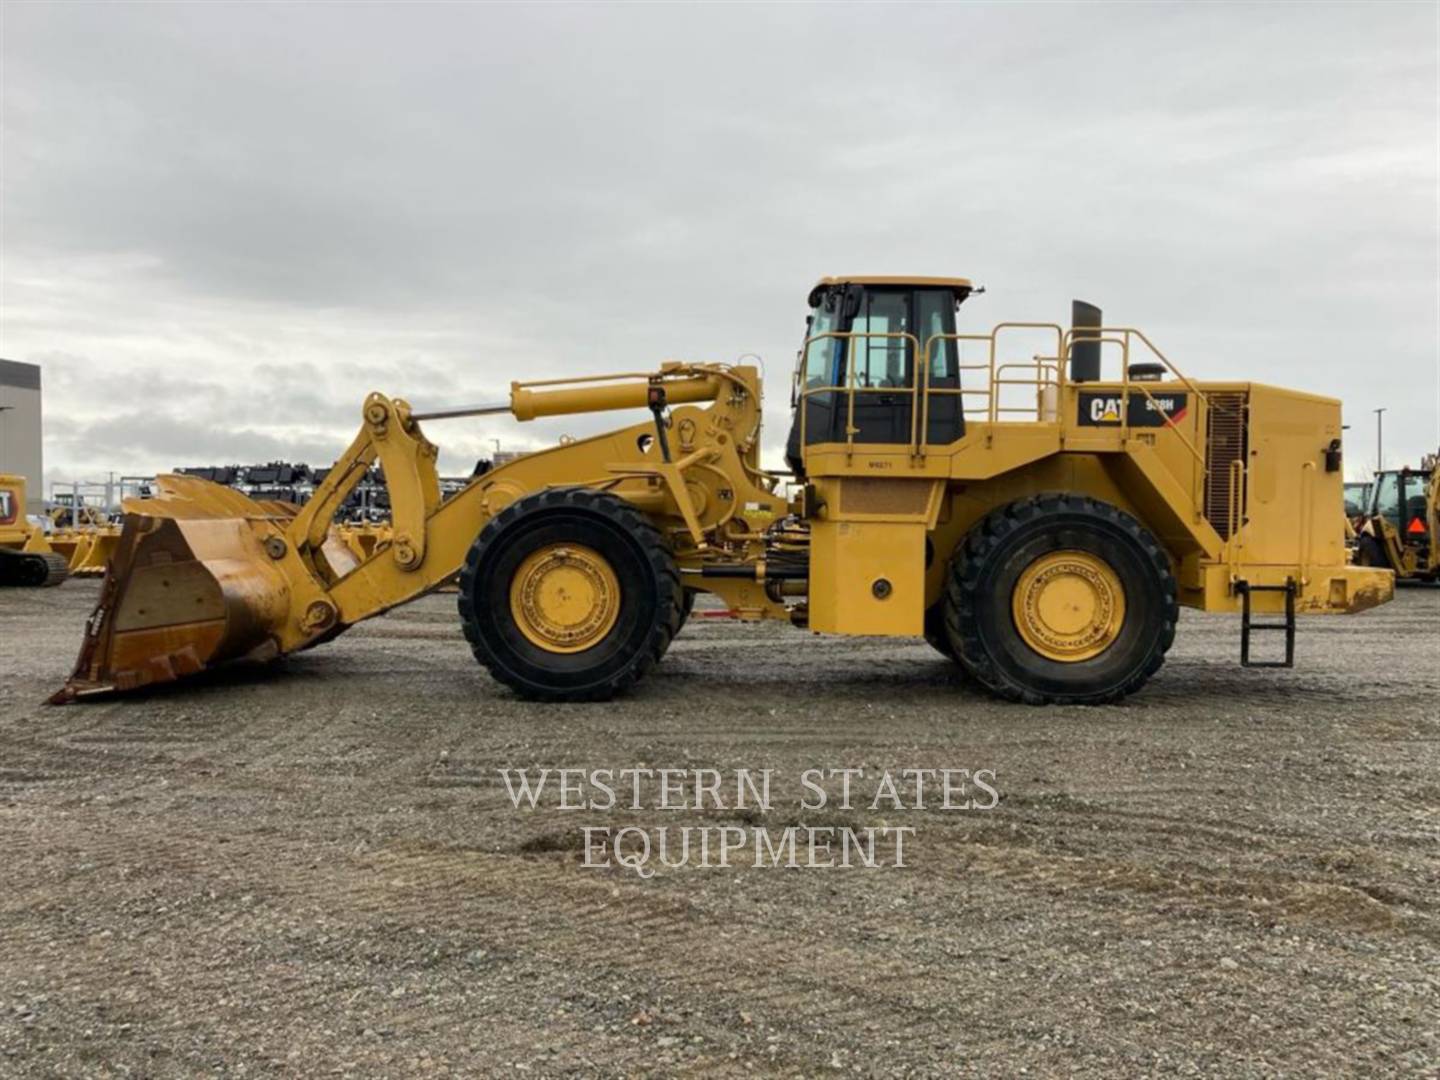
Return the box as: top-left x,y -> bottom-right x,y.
54,276 -> 1392,705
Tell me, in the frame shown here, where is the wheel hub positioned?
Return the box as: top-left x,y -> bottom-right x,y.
510,544 -> 621,653
1011,549 -> 1126,662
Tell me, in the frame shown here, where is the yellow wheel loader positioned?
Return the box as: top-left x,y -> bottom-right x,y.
1354,453 -> 1439,583
54,277 -> 1392,705
0,475 -> 70,588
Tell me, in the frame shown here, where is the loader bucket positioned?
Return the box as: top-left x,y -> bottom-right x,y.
70,527 -> 121,577
52,476 -> 358,703
48,531 -> 83,568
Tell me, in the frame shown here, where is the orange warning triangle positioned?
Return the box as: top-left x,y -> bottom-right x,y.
1407,516 -> 1427,534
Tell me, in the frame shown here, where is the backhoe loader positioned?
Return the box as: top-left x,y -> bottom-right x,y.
55,277 -> 1392,705
1354,453 -> 1439,583
0,475 -> 70,587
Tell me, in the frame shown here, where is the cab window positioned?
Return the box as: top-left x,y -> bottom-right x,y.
848,290 -> 911,388
916,289 -> 956,382
803,302 -> 842,390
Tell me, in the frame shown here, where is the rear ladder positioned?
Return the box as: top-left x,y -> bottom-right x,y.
1236,578 -> 1296,669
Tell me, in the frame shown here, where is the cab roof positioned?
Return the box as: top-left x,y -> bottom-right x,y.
813,275 -> 973,289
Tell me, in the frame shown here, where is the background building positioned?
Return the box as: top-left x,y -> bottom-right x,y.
0,359 -> 44,515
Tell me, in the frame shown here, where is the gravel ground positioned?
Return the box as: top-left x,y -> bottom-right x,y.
1,581 -> 1437,1077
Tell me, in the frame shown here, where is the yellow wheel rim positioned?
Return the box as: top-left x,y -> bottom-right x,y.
509,544 -> 621,653
1011,549 -> 1126,663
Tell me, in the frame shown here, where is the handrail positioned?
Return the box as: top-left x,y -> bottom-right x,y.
1228,456 -> 1245,581
1298,461 -> 1315,586
1064,327 -> 1212,412
795,321 -> 1212,474
924,324 -> 1064,425
1125,380 -> 1208,470
1057,329 -> 1208,470
797,330 -> 922,458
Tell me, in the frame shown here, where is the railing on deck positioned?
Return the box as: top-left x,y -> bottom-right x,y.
797,323 -> 1213,474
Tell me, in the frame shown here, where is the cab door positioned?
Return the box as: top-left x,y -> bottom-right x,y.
844,288 -> 916,446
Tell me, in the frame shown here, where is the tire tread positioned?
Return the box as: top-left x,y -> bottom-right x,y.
457,488 -> 682,702
942,493 -> 1178,705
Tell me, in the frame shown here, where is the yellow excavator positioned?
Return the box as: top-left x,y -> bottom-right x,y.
55,277 -> 1392,705
1354,452 -> 1439,583
0,475 -> 70,587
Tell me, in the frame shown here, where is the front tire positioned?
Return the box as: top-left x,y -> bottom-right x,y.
676,587 -> 698,633
458,489 -> 682,701
944,494 -> 1177,705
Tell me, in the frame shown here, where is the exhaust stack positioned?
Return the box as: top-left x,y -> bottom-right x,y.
1070,301 -> 1103,383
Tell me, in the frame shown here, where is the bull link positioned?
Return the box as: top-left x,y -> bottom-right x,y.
285,393 -> 442,577
606,446 -> 717,548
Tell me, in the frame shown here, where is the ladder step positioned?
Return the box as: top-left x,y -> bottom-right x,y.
1236,578 -> 1296,669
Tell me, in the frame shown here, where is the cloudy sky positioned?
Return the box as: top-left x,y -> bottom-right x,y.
2,2 -> 1436,486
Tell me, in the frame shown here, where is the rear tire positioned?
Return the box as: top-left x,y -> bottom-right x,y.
944,494 -> 1177,705
923,602 -> 959,662
458,489 -> 682,701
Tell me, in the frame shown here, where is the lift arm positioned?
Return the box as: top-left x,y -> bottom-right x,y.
55,364 -> 771,700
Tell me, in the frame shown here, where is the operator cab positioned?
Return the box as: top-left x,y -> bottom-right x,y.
785,276 -> 975,476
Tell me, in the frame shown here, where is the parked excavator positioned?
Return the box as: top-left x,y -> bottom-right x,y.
55,277 -> 1392,705
1353,452 -> 1439,583
0,475 -> 70,587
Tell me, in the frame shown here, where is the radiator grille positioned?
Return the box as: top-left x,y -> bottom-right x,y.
1204,393 -> 1249,539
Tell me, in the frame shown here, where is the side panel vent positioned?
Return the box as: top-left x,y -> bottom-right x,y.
839,478 -> 932,517
1204,392 -> 1249,539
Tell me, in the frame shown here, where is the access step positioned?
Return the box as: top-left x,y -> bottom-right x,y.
1236,578 -> 1296,669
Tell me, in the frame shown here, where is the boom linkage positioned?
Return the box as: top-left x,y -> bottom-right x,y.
54,363 -> 787,701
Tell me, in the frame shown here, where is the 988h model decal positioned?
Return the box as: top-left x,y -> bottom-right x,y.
1077,390 -> 1189,427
